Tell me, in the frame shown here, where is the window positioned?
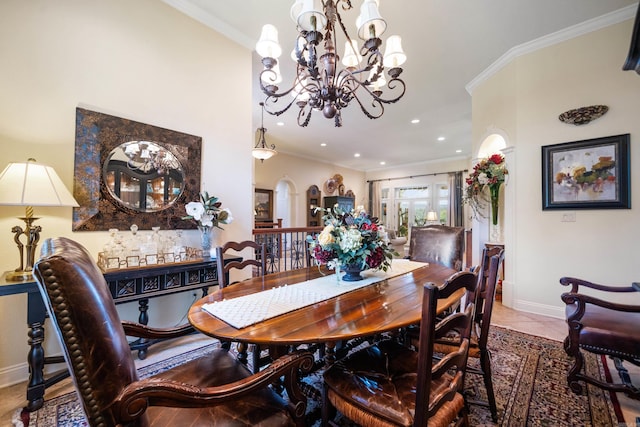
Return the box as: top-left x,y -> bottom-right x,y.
380,181 -> 450,237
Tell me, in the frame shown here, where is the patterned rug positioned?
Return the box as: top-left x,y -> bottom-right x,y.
13,326 -> 636,426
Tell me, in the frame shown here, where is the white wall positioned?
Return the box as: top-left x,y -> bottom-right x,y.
471,20 -> 640,317
0,0 -> 253,386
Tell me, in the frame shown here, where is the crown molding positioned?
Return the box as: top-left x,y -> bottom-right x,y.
161,0 -> 255,50
466,4 -> 638,95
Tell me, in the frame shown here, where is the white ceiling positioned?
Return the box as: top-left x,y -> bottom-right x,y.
163,0 -> 637,171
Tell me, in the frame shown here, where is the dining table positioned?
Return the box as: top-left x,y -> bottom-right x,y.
188,259 -> 462,364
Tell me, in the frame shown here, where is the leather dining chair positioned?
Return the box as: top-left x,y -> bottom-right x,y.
322,270 -> 477,427
33,237 -> 313,427
409,225 -> 465,271
216,240 -> 270,372
560,276 -> 640,400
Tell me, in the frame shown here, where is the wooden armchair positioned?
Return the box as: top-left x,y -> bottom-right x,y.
560,276 -> 640,400
322,271 -> 477,427
33,237 -> 313,427
216,240 -> 271,372
430,248 -> 504,421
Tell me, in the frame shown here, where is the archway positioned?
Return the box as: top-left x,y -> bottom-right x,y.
274,177 -> 298,228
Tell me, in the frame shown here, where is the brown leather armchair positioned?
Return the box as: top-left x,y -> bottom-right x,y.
409,225 -> 465,271
33,237 -> 313,427
560,276 -> 640,400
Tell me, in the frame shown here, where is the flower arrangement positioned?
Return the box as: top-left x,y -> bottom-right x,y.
306,205 -> 395,277
183,192 -> 233,230
463,153 -> 508,224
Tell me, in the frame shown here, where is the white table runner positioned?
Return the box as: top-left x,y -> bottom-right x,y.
202,259 -> 427,329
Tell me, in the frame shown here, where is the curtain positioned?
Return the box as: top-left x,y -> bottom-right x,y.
449,172 -> 464,226
369,181 -> 381,218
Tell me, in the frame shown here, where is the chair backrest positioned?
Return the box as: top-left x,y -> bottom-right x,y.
414,270 -> 476,425
409,225 -> 465,270
215,240 -> 266,288
474,248 -> 504,349
32,237 -> 143,427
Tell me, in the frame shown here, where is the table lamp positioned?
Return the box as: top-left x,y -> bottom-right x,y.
426,211 -> 439,225
0,158 -> 79,281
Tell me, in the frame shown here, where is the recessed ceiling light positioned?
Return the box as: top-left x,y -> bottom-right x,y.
455,149 -> 462,153
437,136 -> 445,141
320,143 -> 327,147
276,122 -> 284,126
411,119 -> 420,124
380,161 -> 386,165
354,153 -> 361,158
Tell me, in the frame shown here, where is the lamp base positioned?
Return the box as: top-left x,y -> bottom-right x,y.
5,269 -> 34,282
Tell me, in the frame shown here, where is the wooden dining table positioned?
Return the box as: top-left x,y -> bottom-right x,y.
188,261 -> 461,363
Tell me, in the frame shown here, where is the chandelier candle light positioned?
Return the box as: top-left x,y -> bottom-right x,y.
256,0 -> 407,127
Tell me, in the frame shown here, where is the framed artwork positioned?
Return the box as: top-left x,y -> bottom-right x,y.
254,188 -> 273,221
542,134 -> 630,210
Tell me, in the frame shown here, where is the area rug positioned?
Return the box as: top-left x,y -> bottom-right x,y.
13,327 -> 637,426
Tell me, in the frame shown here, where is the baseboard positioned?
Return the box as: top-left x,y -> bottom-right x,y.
513,299 -> 565,320
0,362 -> 28,389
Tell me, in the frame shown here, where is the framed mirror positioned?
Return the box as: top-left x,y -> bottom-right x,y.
72,107 -> 202,231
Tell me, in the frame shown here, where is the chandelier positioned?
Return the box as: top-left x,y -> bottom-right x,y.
122,141 -> 181,175
252,102 -> 278,161
256,0 -> 407,127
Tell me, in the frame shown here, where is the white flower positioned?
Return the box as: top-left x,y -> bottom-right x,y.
339,227 -> 363,252
219,208 -> 234,224
318,225 -> 335,246
200,213 -> 214,228
477,172 -> 489,185
378,226 -> 389,244
185,202 -> 205,220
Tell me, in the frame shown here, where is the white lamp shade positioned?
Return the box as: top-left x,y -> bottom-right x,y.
256,24 -> 282,58
342,39 -> 362,68
252,147 -> 277,160
0,159 -> 79,207
383,35 -> 406,67
296,0 -> 327,32
356,0 -> 387,40
290,0 -> 304,23
426,211 -> 438,221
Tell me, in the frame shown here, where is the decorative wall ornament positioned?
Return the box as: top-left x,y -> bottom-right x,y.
72,108 -> 202,231
558,105 -> 608,125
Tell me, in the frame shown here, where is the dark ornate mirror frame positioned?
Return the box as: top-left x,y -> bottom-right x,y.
72,107 -> 202,231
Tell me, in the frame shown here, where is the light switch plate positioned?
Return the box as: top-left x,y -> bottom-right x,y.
561,212 -> 576,222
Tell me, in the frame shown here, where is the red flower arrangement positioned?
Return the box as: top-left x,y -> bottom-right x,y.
463,153 -> 508,223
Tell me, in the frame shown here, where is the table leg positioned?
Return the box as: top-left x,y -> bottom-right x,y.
237,342 -> 249,365
136,299 -> 149,360
25,292 -> 47,411
324,342 -> 336,367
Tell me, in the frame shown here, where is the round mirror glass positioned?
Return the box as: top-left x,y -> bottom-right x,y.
103,141 -> 185,212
